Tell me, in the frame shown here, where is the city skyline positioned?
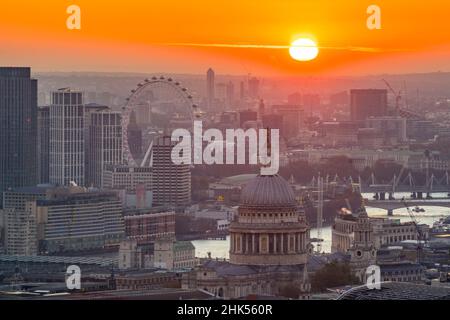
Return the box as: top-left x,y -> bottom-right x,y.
1,1 -> 450,303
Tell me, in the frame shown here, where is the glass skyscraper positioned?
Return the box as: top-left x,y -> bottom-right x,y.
0,67 -> 38,208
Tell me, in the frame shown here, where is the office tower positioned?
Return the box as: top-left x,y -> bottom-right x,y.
0,67 -> 37,207
33,187 -> 124,254
206,68 -> 215,110
350,89 -> 388,121
87,111 -> 123,188
49,88 -> 85,186
248,77 -> 260,98
37,106 -> 50,184
272,105 -> 305,137
153,136 -> 191,206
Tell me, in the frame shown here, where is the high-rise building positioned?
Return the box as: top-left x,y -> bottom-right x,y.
350,89 -> 388,121
86,111 -> 123,188
49,88 -> 85,186
153,136 -> 191,206
272,105 -> 305,137
248,77 -> 260,98
0,67 -> 38,207
37,106 -> 50,184
206,68 -> 215,110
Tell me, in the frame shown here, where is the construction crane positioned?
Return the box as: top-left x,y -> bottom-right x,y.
382,79 -> 402,111
401,197 -> 427,264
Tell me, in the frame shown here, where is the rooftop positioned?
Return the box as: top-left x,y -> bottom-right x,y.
337,282 -> 450,300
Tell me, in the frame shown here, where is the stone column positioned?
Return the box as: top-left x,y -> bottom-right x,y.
280,233 -> 284,253
274,233 -> 277,253
252,234 -> 255,253
245,234 -> 249,253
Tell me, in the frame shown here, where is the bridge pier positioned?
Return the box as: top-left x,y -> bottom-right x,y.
417,192 -> 423,199
387,209 -> 394,216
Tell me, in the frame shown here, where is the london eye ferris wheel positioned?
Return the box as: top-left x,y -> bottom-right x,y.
122,76 -> 201,167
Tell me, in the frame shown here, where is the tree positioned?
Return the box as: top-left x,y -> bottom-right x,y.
311,261 -> 360,292
278,284 -> 302,299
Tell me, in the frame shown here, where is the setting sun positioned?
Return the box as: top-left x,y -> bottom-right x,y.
289,38 -> 319,62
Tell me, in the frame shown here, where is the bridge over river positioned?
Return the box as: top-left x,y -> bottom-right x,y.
366,198 -> 450,215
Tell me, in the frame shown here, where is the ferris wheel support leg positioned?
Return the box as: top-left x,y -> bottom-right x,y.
141,140 -> 154,167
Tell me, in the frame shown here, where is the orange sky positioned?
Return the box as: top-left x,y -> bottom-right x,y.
1,0 -> 450,75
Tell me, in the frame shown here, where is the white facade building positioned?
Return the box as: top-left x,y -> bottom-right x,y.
49,89 -> 85,186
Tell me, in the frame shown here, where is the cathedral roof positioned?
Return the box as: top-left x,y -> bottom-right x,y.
202,260 -> 306,277
240,174 -> 297,207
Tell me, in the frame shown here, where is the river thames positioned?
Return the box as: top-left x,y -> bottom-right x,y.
192,195 -> 450,259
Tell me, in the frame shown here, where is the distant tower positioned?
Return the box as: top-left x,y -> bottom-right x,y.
0,67 -> 38,207
206,68 -> 215,111
248,77 -> 260,99
49,88 -> 85,186
350,89 -> 388,121
240,81 -> 246,100
258,99 -> 265,121
226,81 -> 235,108
153,135 -> 191,206
349,200 -> 377,282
